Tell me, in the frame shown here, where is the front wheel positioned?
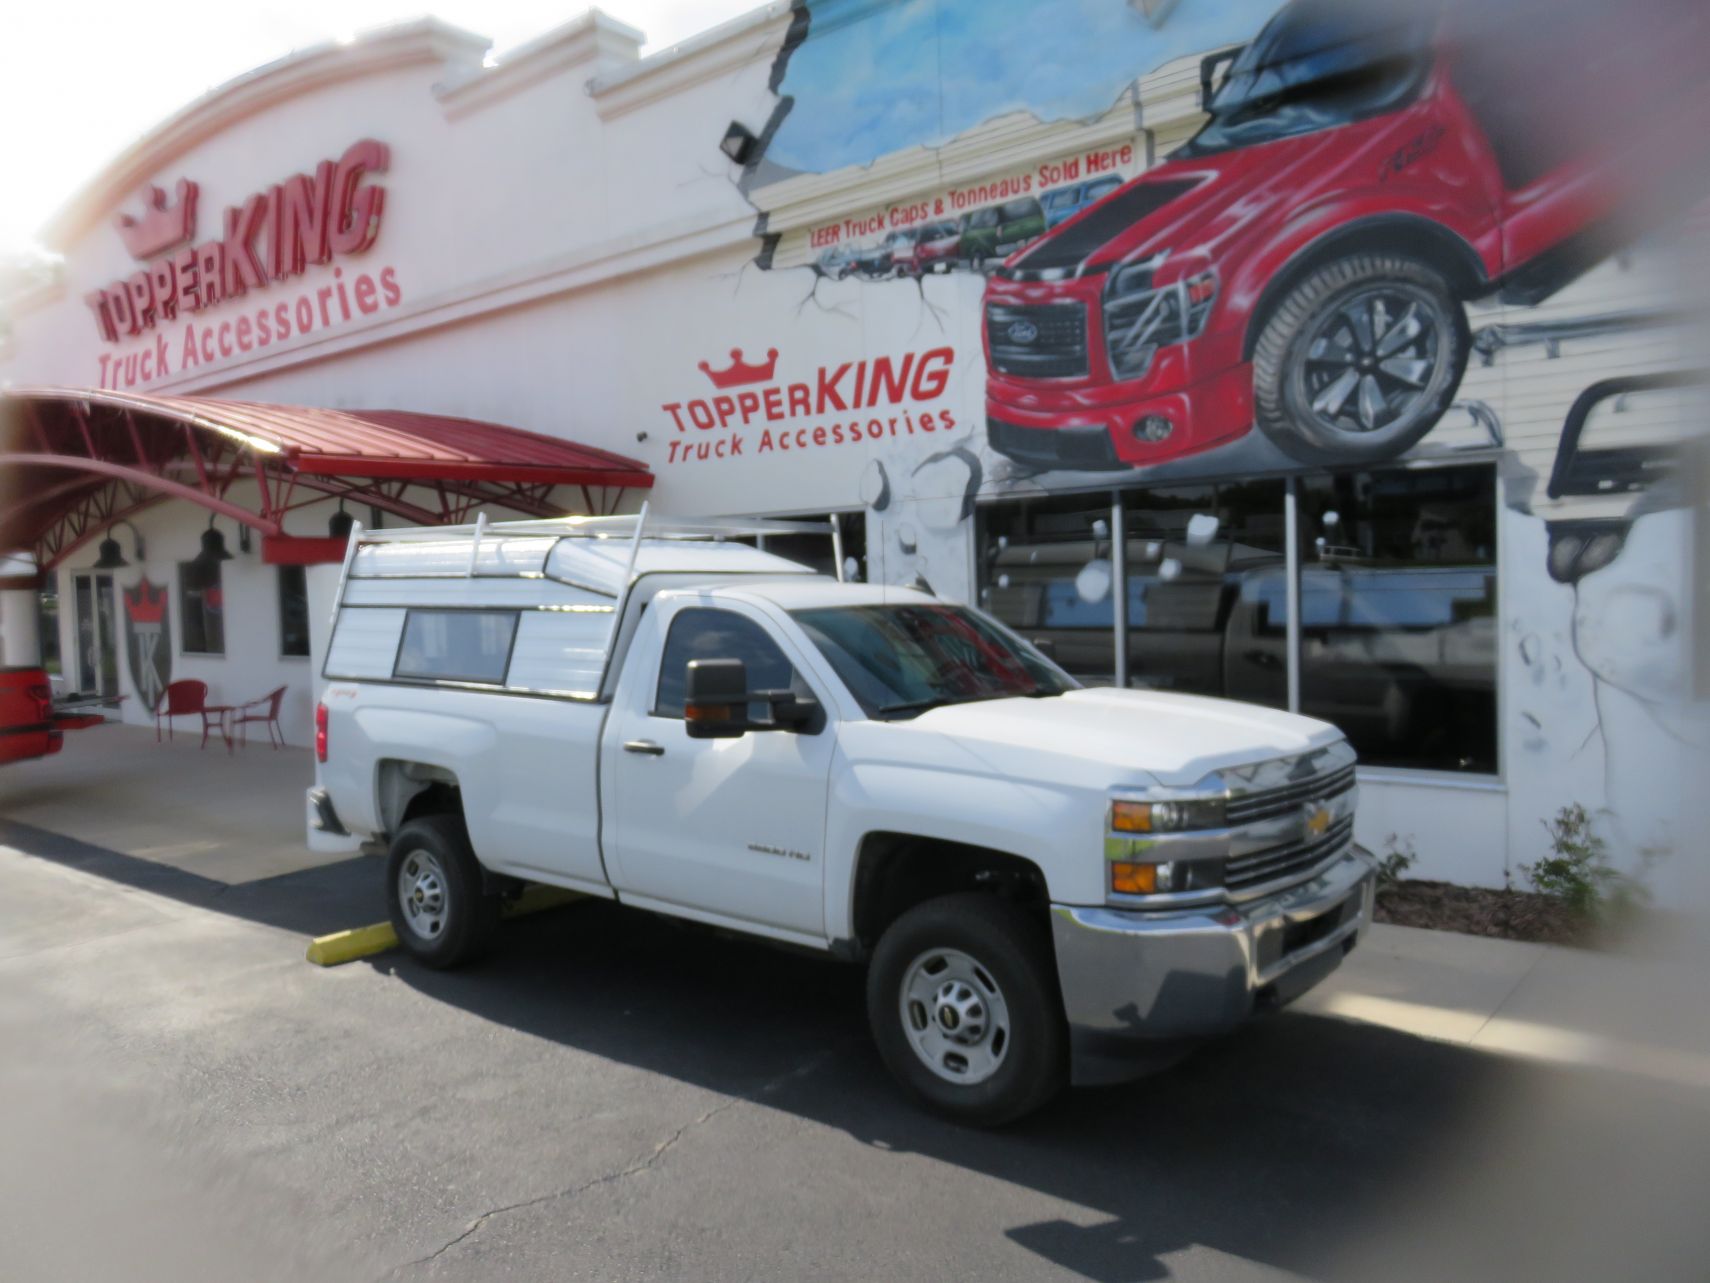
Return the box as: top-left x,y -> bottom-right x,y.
385,815 -> 500,969
1251,252 -> 1469,465
867,893 -> 1066,1126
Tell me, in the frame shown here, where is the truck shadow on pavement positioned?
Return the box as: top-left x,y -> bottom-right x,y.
372,897 -> 1533,1283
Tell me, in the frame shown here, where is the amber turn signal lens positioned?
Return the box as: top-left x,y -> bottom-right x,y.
1111,801 -> 1152,833
1110,861 -> 1159,895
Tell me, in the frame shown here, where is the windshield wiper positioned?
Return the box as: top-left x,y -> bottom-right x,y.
875,696 -> 960,718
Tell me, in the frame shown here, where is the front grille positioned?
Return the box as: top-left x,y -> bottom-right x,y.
986,303 -> 1088,378
1225,762 -> 1357,827
1224,816 -> 1355,893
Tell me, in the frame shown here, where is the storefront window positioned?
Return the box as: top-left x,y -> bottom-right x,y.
976,463 -> 1499,775
278,566 -> 310,658
1291,465 -> 1498,773
178,560 -> 225,655
1121,479 -> 1289,709
977,492 -> 1118,684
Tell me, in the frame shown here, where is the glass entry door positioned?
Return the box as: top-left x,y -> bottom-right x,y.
71,571 -> 119,700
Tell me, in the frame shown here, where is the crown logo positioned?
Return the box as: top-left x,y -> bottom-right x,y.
698,347 -> 779,389
124,577 -> 168,625
115,179 -> 200,260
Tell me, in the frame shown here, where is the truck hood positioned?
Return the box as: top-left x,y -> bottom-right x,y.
901,687 -> 1342,790
1001,130 -> 1360,280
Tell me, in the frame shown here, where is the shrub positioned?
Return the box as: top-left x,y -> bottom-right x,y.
1520,804 -> 1646,922
1375,833 -> 1417,887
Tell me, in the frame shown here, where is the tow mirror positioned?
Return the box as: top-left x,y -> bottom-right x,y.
685,659 -> 750,739
758,689 -> 821,732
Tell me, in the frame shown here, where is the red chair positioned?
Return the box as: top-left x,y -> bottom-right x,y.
227,685 -> 288,750
154,680 -> 227,749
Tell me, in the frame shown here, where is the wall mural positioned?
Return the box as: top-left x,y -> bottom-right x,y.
707,0 -> 1709,885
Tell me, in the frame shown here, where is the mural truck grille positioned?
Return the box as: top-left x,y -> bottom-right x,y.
986,304 -> 1088,378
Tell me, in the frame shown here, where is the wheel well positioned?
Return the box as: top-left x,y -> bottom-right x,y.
851,834 -> 1050,954
376,759 -> 463,836
1242,217 -> 1487,360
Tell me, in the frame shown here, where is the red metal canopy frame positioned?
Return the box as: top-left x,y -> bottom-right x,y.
0,387 -> 654,569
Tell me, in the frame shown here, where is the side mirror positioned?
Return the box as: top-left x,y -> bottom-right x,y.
685,658 -> 750,739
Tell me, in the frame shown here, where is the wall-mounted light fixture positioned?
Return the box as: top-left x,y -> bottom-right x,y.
193,514 -> 234,568
719,121 -> 759,166
328,500 -> 355,541
92,520 -> 146,570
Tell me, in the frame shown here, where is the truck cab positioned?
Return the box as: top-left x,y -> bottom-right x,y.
312,514 -> 1374,1124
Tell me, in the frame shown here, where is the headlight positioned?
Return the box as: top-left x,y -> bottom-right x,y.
1103,256 -> 1218,381
1111,797 -> 1227,833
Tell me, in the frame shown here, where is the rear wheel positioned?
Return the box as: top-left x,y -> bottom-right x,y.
1252,253 -> 1469,465
385,815 -> 499,969
867,893 -> 1066,1126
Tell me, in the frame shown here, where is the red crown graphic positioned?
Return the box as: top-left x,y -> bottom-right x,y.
124,578 -> 167,625
698,347 -> 779,389
115,179 -> 200,261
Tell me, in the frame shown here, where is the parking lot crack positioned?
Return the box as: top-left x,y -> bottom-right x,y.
383,1047 -> 842,1277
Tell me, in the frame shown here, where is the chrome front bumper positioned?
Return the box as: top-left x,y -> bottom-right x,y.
1050,846 -> 1376,1084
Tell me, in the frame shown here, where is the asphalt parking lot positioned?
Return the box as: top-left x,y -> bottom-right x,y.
2,732 -> 1707,1282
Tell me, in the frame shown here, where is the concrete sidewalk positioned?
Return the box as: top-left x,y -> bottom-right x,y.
1298,916 -> 1710,1090
0,720 -> 336,884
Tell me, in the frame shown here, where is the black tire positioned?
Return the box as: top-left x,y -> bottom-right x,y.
867,893 -> 1066,1126
1251,252 -> 1469,465
385,814 -> 500,969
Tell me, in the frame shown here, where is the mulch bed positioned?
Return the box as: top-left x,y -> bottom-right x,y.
1374,878 -> 1595,947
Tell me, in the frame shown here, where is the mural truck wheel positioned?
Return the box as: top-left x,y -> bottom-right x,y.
1252,253 -> 1468,466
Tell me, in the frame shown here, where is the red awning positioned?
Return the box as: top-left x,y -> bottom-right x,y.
0,386 -> 654,567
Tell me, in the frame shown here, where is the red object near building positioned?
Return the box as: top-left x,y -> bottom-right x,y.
0,667 -> 101,766
981,0 -> 1710,471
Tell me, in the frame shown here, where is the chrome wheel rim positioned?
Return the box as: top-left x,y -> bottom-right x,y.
899,947 -> 1012,1085
1296,284 -> 1445,438
397,849 -> 449,941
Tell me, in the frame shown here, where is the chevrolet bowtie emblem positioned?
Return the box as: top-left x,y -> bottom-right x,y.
1304,803 -> 1332,837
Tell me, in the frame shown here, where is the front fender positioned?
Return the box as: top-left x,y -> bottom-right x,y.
823,756 -> 1108,941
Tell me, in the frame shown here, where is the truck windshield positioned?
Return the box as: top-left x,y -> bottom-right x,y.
1181,1 -> 1432,157
792,603 -> 1077,719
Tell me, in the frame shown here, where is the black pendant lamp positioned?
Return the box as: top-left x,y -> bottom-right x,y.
328,500 -> 355,541
93,520 -> 146,570
195,514 -> 234,566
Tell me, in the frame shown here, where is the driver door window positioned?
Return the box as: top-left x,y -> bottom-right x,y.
654,607 -> 805,719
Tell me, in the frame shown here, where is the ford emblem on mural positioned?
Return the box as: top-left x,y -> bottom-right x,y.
1006,320 -> 1038,345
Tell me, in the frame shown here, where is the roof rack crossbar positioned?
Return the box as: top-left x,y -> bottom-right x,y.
349,513 -> 834,545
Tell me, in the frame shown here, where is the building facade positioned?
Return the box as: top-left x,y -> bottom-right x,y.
2,0 -> 1706,897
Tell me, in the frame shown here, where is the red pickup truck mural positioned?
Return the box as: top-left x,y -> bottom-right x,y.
982,0 -> 1710,472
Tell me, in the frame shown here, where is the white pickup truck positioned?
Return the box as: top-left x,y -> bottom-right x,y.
310,512 -> 1373,1124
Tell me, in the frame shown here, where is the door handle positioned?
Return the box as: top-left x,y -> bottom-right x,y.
623,740 -> 665,756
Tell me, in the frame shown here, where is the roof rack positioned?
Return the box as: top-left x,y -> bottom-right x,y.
349,507 -> 833,545
330,503 -> 849,605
